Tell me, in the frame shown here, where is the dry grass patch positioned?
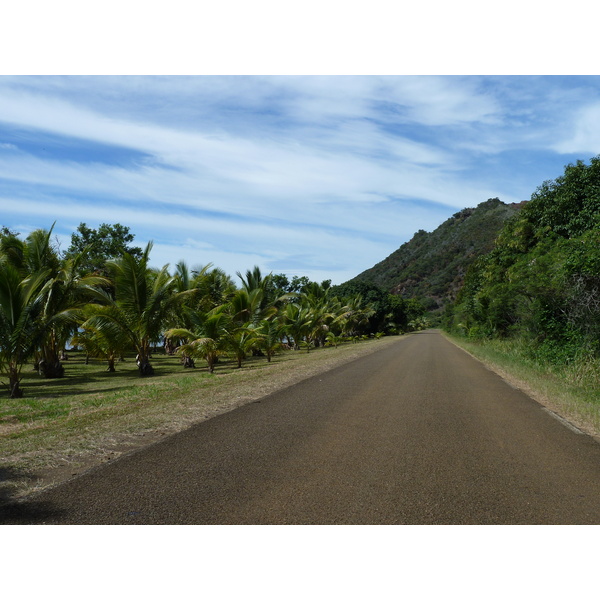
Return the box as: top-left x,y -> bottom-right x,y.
1,336 -> 403,502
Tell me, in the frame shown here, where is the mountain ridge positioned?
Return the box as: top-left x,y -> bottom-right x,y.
348,198 -> 525,311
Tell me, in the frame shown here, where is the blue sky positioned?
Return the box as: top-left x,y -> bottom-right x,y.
1,75 -> 599,285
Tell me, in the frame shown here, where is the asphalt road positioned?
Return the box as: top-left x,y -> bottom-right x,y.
3,331 -> 600,524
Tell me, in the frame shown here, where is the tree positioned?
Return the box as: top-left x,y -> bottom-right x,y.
289,275 -> 311,293
73,303 -> 132,372
84,243 -> 178,376
37,250 -> 109,378
0,264 -> 48,397
0,226 -> 20,239
331,281 -> 390,334
229,287 -> 277,327
255,319 -> 284,361
271,273 -> 290,295
64,222 -> 143,276
236,266 -> 282,310
193,265 -> 236,312
1,225 -> 108,378
449,155 -> 600,363
335,294 -> 374,337
281,303 -> 314,350
165,306 -> 232,373
226,325 -> 258,368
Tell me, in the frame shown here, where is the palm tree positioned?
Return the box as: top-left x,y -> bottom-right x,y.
226,324 -> 258,368
73,304 -> 131,372
7,226 -> 61,276
229,287 -> 277,327
236,265 -> 268,294
281,303 -> 315,350
167,261 -> 235,335
325,331 -> 344,348
195,266 -> 236,312
337,294 -> 375,337
1,225 -> 108,379
236,266 -> 282,312
255,318 -> 285,362
36,251 -> 109,378
165,306 -> 231,373
0,262 -> 48,397
84,243 -> 178,376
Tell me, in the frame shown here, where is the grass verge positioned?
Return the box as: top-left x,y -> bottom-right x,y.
443,332 -> 600,440
1,335 -> 403,503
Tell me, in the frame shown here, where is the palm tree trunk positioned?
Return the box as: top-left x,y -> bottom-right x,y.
182,355 -> 195,368
206,354 -> 215,373
136,341 -> 155,376
8,363 -> 23,398
38,360 -> 65,378
136,354 -> 154,376
39,333 -> 65,378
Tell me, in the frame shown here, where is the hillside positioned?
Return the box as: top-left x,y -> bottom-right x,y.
348,198 -> 525,311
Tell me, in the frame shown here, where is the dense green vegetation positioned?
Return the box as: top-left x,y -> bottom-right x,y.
349,198 -> 522,311
331,280 -> 428,333
446,156 -> 600,383
0,224 -> 425,399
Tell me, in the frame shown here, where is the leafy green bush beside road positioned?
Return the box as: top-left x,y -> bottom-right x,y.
444,156 -> 600,422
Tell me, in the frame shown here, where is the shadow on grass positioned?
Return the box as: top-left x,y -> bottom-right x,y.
0,467 -> 66,524
14,364 -> 195,401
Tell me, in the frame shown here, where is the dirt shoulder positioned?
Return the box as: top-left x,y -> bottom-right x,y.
443,332 -> 600,443
1,336 -> 405,504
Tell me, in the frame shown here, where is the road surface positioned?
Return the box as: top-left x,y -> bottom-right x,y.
3,331 -> 600,524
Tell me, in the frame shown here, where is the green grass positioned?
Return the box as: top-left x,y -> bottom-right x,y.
1,346 -> 306,425
443,332 -> 600,438
1,346 -> 287,464
1,336 -> 401,501
1,351 -> 210,426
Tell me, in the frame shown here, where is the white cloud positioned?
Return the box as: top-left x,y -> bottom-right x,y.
380,76 -> 502,126
0,194 -> 397,284
1,75 -> 593,285
552,103 -> 600,155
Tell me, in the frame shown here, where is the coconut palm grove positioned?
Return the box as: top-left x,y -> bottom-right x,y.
0,223 -> 427,398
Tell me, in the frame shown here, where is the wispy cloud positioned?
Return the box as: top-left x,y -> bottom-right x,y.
1,75 -> 599,284
552,102 -> 600,154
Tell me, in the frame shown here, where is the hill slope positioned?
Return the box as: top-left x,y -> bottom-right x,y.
348,198 -> 524,310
